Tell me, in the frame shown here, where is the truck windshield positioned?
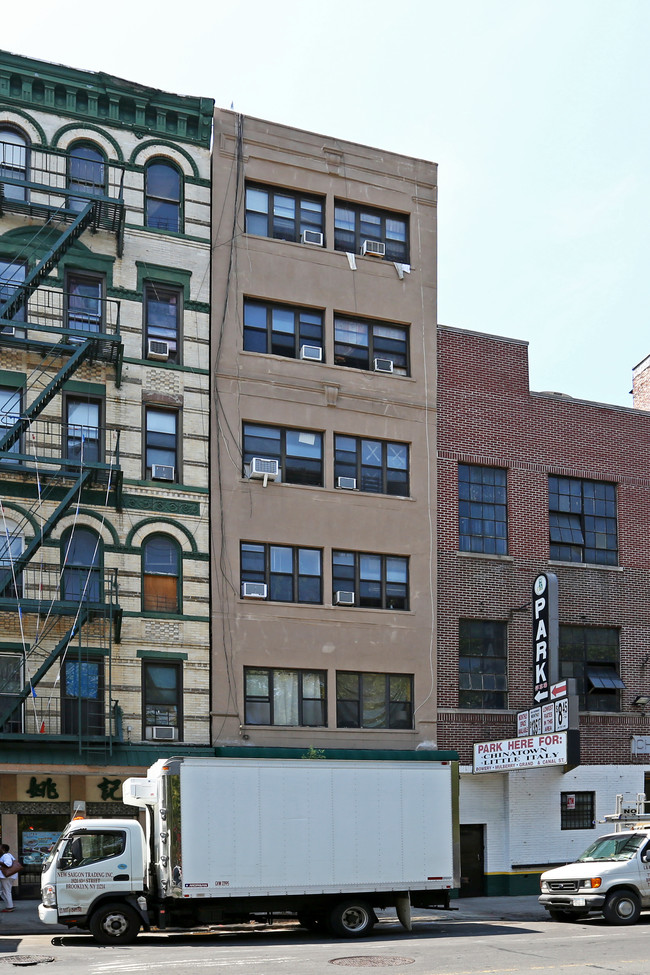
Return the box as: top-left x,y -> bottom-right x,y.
577,833 -> 646,862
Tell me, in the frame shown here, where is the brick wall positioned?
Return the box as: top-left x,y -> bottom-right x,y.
438,325 -> 650,765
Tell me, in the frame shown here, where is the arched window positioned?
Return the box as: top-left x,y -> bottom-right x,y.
0,127 -> 28,202
142,534 -> 180,613
61,527 -> 102,603
0,518 -> 22,598
145,159 -> 182,232
68,142 -> 105,212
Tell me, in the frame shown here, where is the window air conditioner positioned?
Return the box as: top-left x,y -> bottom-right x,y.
334,590 -> 355,605
249,457 -> 280,480
337,476 -> 357,490
242,582 -> 268,599
300,345 -> 323,362
373,357 -> 394,374
146,726 -> 178,741
361,239 -> 386,257
0,326 -> 15,337
151,464 -> 175,481
302,230 -> 324,246
148,338 -> 170,361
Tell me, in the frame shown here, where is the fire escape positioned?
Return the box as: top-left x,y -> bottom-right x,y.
0,143 -> 125,753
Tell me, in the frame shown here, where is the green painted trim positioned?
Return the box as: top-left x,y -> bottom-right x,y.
137,649 -> 188,660
124,223 -> 209,245
0,500 -> 40,536
0,741 -> 215,765
129,140 -> 200,178
122,611 -> 209,622
52,508 -> 121,547
122,357 -> 209,375
136,260 -> 192,301
63,380 -> 106,396
50,249 -> 116,288
65,645 -> 110,657
51,121 -> 124,161
213,746 -> 461,762
484,871 -> 544,897
0,227 -> 116,287
0,50 -> 214,148
0,107 -> 48,144
0,643 -> 30,651
124,516 -> 199,553
0,370 -> 26,386
121,494 -> 202,516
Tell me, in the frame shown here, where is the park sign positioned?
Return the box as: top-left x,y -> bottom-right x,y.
532,572 -> 559,705
473,730 -> 580,773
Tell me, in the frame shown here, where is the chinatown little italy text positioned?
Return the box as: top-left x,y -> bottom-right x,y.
473,733 -> 567,772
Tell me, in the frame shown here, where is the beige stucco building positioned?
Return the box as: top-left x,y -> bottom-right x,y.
211,109 -> 438,749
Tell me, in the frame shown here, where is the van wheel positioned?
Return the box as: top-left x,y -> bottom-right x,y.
328,900 -> 376,938
603,890 -> 640,925
90,902 -> 141,945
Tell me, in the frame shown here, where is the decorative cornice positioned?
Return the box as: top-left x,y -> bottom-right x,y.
0,49 -> 214,148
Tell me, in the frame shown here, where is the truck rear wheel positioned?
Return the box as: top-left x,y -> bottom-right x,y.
328,900 -> 376,938
89,902 -> 141,945
602,890 -> 640,926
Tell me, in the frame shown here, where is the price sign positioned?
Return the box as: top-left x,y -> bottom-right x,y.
529,707 -> 542,735
555,697 -> 569,732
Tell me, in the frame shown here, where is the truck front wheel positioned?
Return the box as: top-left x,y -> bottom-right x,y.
90,902 -> 141,945
328,900 -> 376,938
603,890 -> 641,926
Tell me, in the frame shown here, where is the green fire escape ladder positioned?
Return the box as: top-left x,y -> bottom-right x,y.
0,201 -> 101,323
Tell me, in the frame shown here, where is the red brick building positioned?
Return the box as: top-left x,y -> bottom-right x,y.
437,324 -> 650,895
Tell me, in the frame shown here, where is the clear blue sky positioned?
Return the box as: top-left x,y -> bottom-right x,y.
5,0 -> 649,407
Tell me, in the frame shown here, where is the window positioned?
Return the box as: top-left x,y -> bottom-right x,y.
145,160 -> 182,232
61,658 -> 105,736
60,830 -> 124,867
143,535 -> 180,612
0,127 -> 28,202
0,386 -> 21,461
334,202 -> 408,263
143,661 -> 182,731
68,143 -> 105,212
244,667 -> 326,726
332,551 -> 408,610
0,258 -> 27,334
243,299 -> 323,359
458,465 -> 508,555
549,476 -> 617,565
64,397 -> 101,465
61,527 -> 102,603
334,315 -> 409,374
0,653 -> 22,733
458,620 -> 507,709
65,272 -> 103,336
0,519 -> 23,599
145,407 -> 178,481
243,423 -> 323,486
334,435 -> 408,495
144,283 -> 181,362
560,626 -> 623,712
336,671 -> 413,729
561,791 -> 595,830
245,184 -> 323,243
241,542 -> 322,603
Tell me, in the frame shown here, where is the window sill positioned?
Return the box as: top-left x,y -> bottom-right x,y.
238,597 -> 413,615
240,348 -> 415,380
457,551 -> 513,562
547,560 -> 623,572
239,476 -> 413,502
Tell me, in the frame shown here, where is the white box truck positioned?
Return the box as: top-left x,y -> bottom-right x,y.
38,751 -> 459,944
539,793 -> 650,925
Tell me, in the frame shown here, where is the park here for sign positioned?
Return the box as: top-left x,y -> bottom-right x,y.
473,733 -> 567,772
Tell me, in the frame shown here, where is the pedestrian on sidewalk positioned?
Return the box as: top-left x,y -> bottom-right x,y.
0,844 -> 16,912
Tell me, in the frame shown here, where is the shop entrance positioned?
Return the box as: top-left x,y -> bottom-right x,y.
459,824 -> 485,897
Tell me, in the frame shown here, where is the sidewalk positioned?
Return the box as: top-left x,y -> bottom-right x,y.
0,896 -> 548,937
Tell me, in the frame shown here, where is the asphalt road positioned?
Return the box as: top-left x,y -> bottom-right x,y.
2,899 -> 649,974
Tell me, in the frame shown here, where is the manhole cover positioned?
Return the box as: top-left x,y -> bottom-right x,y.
0,957 -> 55,967
330,958 -> 414,967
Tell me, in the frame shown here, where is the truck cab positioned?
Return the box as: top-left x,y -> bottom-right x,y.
39,818 -> 148,943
